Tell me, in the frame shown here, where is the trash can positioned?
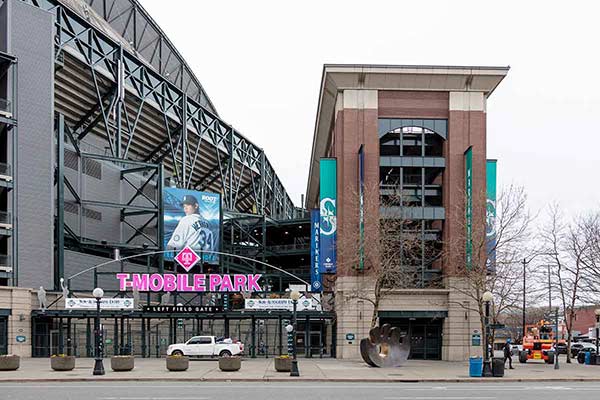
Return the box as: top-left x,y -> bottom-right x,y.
492,357 -> 505,377
585,351 -> 592,365
469,356 -> 483,377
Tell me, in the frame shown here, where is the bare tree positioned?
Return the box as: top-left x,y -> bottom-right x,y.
447,184 -> 534,344
337,183 -> 442,328
542,207 -> 600,362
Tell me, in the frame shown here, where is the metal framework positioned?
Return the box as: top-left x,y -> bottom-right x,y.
25,0 -> 296,220
0,51 -> 17,286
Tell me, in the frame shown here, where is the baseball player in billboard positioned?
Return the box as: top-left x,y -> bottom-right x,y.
167,195 -> 214,251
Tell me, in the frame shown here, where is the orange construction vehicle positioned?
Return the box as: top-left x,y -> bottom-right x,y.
519,320 -> 565,364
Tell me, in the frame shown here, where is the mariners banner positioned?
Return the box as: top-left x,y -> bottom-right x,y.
465,147 -> 473,270
486,160 -> 497,272
319,158 -> 337,273
163,188 -> 221,264
310,209 -> 322,291
358,145 -> 365,271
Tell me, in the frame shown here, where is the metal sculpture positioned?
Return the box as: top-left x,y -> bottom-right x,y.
360,324 -> 410,368
59,277 -> 69,299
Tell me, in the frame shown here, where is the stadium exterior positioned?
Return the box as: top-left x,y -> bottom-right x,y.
0,0 -> 334,358
0,0 -> 508,362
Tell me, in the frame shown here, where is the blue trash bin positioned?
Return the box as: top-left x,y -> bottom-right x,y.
585,351 -> 592,365
469,356 -> 483,377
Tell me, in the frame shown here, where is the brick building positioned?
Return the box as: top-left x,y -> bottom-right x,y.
306,64 -> 508,361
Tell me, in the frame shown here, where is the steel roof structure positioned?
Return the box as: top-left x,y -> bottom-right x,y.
24,0 -> 296,220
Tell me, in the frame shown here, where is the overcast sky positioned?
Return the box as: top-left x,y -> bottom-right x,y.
140,0 -> 598,217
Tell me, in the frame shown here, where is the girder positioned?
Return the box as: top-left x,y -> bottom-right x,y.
27,0 -> 296,219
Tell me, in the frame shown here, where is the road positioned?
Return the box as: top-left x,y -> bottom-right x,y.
2,382 -> 600,400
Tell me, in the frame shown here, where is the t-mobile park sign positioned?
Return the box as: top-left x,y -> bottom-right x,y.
115,246 -> 262,293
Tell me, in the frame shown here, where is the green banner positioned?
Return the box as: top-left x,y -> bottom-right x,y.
358,146 -> 364,271
486,160 -> 497,271
465,147 -> 473,270
319,158 -> 337,273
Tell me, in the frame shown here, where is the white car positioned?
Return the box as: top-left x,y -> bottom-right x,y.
167,336 -> 244,357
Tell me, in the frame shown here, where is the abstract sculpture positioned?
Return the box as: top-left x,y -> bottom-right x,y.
360,323 -> 410,368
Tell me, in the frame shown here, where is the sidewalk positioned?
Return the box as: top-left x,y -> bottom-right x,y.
0,357 -> 599,382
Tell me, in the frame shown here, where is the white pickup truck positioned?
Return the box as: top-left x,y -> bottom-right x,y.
167,336 -> 244,357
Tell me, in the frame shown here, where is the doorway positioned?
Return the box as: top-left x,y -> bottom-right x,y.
379,316 -> 444,360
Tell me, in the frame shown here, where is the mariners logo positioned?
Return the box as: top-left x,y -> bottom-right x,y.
320,198 -> 336,236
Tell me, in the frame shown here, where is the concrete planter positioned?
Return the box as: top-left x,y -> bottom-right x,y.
166,355 -> 189,371
111,355 -> 135,371
0,355 -> 20,371
51,355 -> 75,371
274,357 -> 291,372
218,356 -> 241,371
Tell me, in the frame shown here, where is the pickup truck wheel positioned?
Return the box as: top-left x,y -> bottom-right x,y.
219,350 -> 232,357
171,350 -> 184,356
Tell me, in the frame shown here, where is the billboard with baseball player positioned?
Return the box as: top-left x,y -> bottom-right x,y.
163,188 -> 221,264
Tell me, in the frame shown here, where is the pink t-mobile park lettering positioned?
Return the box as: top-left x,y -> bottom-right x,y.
116,273 -> 262,292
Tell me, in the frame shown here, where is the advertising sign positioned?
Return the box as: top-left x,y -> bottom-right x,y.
310,209 -> 322,292
486,160 -> 497,272
142,305 -> 222,313
319,158 -> 337,273
163,188 -> 220,264
116,273 -> 262,293
465,147 -> 473,270
358,145 -> 365,271
65,298 -> 135,310
244,298 -> 318,311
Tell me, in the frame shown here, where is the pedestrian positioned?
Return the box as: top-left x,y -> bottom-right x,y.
504,338 -> 514,369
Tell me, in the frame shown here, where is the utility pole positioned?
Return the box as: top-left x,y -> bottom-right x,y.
522,258 -> 526,339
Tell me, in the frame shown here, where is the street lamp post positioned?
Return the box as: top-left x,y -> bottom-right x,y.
92,287 -> 105,376
554,307 -> 559,370
290,289 -> 300,377
482,291 -> 493,377
595,309 -> 600,357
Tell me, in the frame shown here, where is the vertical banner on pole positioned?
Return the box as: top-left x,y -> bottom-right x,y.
358,145 -> 365,271
319,158 -> 337,274
486,160 -> 497,272
310,209 -> 322,291
465,147 -> 473,270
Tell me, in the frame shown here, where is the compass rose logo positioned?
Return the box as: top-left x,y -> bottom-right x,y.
320,198 -> 336,236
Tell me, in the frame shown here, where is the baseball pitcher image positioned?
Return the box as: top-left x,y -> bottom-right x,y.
167,195 -> 214,251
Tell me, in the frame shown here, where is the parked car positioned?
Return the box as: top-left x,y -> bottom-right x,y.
571,342 -> 596,358
554,342 -> 568,355
167,336 -> 244,357
576,347 -> 596,364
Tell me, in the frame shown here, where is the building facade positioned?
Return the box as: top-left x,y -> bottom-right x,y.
0,0 -> 332,358
306,65 -> 508,361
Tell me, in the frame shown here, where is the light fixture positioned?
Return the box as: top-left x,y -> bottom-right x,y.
285,324 -> 294,333
482,291 -> 493,302
595,309 -> 600,316
290,290 -> 301,301
92,287 -> 104,299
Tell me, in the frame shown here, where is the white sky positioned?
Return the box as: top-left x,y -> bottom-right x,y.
140,0 -> 599,216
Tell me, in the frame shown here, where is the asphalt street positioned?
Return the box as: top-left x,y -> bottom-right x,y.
2,382 -> 600,400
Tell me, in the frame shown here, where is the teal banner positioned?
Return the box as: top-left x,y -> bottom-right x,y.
486,160 -> 497,271
319,158 -> 337,273
358,145 -> 365,271
465,147 -> 473,270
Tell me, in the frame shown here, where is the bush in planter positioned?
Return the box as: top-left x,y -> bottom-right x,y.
51,354 -> 76,371
218,356 -> 241,371
0,355 -> 20,371
274,355 -> 292,372
166,354 -> 189,371
111,355 -> 135,371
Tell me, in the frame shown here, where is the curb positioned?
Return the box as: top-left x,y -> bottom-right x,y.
2,377 -> 600,383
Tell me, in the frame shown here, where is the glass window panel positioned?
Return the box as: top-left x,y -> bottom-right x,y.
378,119 -> 391,136
423,119 -> 435,131
434,120 -> 447,136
